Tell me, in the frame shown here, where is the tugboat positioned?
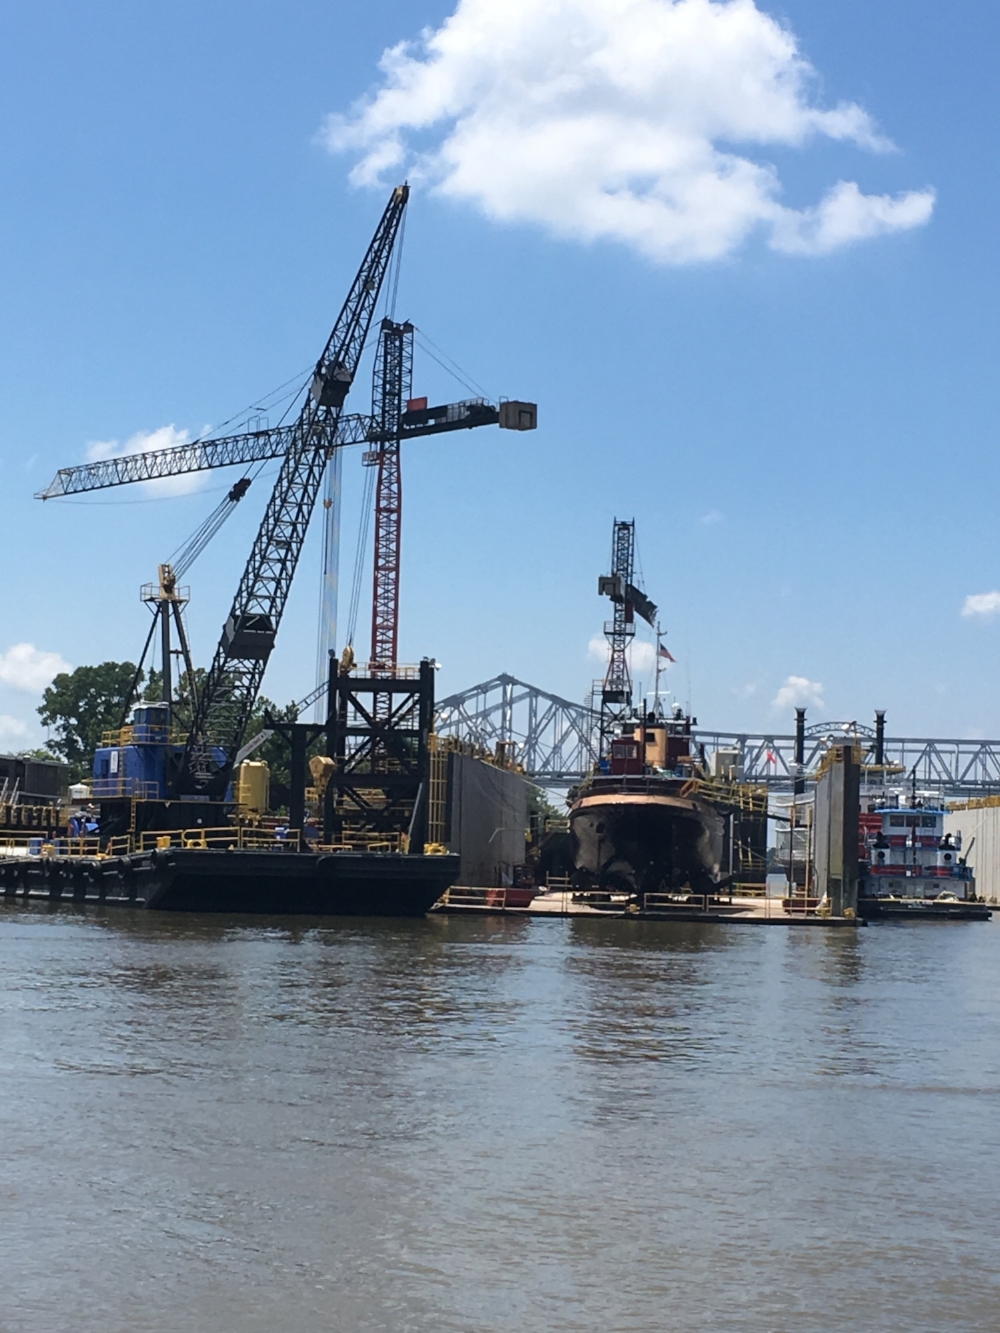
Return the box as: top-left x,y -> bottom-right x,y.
858,802 -> 990,920
551,517 -> 761,908
567,705 -> 724,897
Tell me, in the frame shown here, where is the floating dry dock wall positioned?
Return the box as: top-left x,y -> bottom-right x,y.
813,743 -> 860,917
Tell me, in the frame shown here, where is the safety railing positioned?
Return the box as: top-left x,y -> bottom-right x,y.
435,886 -> 534,911
91,777 -> 161,800
363,662 -> 421,679
134,826 -> 302,853
0,835 -> 103,858
100,726 -> 167,747
782,896 -> 822,915
0,826 -> 309,859
730,882 -> 768,898
315,832 -> 406,853
641,891 -> 771,914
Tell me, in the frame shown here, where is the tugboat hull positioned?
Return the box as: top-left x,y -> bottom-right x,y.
570,790 -> 724,894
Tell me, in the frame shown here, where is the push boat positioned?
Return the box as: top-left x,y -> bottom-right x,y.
857,802 -> 990,920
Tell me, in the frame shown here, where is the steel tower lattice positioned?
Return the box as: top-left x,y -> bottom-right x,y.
600,518 -> 636,749
369,319 -> 413,678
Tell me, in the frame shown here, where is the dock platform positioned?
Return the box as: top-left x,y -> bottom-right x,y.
434,888 -> 864,926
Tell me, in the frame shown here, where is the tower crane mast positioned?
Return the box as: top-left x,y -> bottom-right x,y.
597,518 -> 657,752
369,318 -> 413,674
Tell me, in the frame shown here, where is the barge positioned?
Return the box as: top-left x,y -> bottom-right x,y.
0,840 -> 458,916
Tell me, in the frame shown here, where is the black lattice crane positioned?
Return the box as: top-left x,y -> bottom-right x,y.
37,186 -> 539,806
597,518 -> 657,752
38,185 -> 409,799
177,186 -> 410,795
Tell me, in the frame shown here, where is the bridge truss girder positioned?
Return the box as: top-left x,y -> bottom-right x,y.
435,676 -> 1000,797
435,674 -> 600,784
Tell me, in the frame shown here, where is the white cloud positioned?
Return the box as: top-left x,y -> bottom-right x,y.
961,591 -> 1000,620
588,634 -> 657,674
0,715 -> 28,745
325,0 -> 935,265
773,674 -> 824,711
0,643 -> 71,693
700,509 -> 724,526
86,425 -> 207,498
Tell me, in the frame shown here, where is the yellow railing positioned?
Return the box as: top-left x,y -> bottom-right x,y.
364,662 -> 421,679
437,887 -> 509,909
951,795 -> 1000,811
689,778 -> 769,813
99,724 -> 193,748
0,835 -> 102,858
91,778 -> 160,800
134,826 -> 302,853
427,746 -> 448,845
316,831 -> 405,853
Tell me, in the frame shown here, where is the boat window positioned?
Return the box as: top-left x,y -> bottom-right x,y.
906,816 -> 920,827
921,816 -> 936,828
890,816 -> 904,827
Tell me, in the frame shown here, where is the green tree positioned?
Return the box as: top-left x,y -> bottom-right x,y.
527,784 -> 566,824
38,662 -> 139,778
244,697 -> 308,791
141,665 -> 207,733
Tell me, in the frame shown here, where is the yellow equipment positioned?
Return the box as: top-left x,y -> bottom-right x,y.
235,760 -> 270,816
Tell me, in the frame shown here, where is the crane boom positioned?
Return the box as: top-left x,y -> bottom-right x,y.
35,415 -> 375,499
178,184 -> 409,794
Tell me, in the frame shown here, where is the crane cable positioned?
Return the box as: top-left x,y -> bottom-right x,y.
344,460 -> 377,650
167,475 -> 255,580
413,327 -> 491,401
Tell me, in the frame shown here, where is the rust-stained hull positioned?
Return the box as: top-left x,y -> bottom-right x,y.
569,781 -> 724,895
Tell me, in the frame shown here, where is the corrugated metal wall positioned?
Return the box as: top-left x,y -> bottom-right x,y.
944,806 -> 1000,901
446,754 -> 528,887
0,754 -> 69,804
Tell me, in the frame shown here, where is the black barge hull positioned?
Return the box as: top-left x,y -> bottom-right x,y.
0,849 -> 460,917
858,896 -> 992,922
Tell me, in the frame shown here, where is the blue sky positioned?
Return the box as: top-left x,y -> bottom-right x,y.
1,0 -> 999,751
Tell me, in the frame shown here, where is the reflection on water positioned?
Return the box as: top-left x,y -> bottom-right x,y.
2,907 -> 1000,1332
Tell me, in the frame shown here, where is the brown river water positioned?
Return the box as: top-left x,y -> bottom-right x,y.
2,907 -> 999,1332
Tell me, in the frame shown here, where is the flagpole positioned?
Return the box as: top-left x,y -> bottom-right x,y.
654,622 -> 662,717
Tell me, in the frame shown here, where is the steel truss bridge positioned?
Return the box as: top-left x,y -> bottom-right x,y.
434,676 -> 1000,796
